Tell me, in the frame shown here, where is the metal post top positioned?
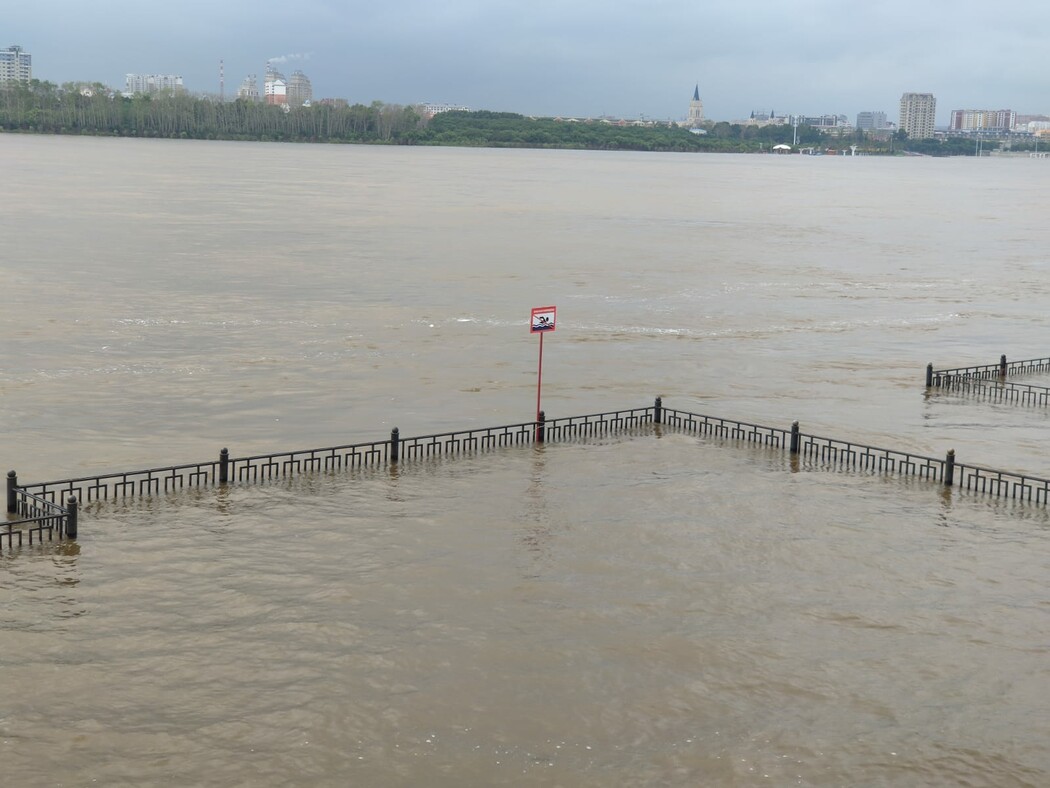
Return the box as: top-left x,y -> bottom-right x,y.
7,470 -> 15,478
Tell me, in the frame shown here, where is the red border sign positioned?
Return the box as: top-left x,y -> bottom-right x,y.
530,306 -> 557,333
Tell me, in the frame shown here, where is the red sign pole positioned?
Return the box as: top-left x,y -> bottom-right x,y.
536,329 -> 544,425
530,306 -> 557,443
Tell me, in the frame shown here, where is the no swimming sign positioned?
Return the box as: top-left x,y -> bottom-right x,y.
530,306 -> 556,333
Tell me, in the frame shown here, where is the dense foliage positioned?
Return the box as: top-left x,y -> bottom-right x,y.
0,81 -> 421,142
0,82 -> 1006,156
416,110 -> 721,151
405,112 -> 998,156
895,133 -> 994,157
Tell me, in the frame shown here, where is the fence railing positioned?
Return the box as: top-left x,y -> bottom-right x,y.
4,473 -> 77,551
929,376 -> 1050,407
661,408 -> 789,449
8,394 -> 1050,551
795,430 -> 948,482
952,461 -> 1050,504
664,406 -> 1050,502
926,354 -> 1050,407
4,406 -> 658,551
662,407 -> 949,481
927,354 -> 1050,388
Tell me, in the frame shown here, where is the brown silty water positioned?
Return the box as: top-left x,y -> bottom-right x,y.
2,135 -> 1050,785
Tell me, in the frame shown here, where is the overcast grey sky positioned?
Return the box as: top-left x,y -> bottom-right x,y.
7,1 -> 1048,123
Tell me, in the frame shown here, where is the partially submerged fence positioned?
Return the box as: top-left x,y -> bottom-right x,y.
927,354 -> 1050,406
7,395 -> 1050,551
4,473 -> 77,552
660,406 -> 1050,503
3,406 -> 651,550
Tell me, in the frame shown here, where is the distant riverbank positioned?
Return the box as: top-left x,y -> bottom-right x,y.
0,85 -> 990,155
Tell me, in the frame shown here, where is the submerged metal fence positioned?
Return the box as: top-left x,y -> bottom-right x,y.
3,406 -> 656,550
927,354 -> 1050,406
661,405 -> 1050,503
8,393 -> 1050,551
4,471 -> 77,551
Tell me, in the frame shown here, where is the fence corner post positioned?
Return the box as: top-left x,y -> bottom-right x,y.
1000,354 -> 1007,378
925,363 -> 933,388
390,427 -> 400,463
6,470 -> 16,514
654,396 -> 662,425
536,411 -> 545,443
66,496 -> 78,540
945,449 -> 955,486
219,448 -> 229,484
790,421 -> 800,454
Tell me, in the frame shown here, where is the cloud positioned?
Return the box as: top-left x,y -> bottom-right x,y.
267,53 -> 311,65
7,0 -> 1050,121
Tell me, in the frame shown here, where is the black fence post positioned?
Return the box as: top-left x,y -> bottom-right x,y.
536,411 -> 546,443
790,421 -> 800,454
654,396 -> 662,425
66,496 -> 78,540
1000,354 -> 1008,379
6,470 -> 16,514
926,363 -> 933,387
944,449 -> 955,487
390,427 -> 400,463
219,448 -> 229,484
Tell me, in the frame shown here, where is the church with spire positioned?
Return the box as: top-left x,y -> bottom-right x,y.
686,84 -> 704,128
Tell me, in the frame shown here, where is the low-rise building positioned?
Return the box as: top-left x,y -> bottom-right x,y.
949,108 -> 1016,132
421,102 -> 470,118
800,114 -> 850,131
125,74 -> 184,94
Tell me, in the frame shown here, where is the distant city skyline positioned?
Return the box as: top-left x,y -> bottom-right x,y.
5,1 -> 1049,124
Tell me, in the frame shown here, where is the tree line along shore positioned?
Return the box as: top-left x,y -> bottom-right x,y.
0,82 -> 1027,156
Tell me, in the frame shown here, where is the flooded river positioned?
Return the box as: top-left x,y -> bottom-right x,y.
2,135 -> 1049,785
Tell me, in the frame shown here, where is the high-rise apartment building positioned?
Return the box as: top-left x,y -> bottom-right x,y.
856,111 -> 887,131
237,74 -> 259,102
125,74 -> 184,94
0,44 -> 32,84
287,70 -> 312,107
899,93 -> 936,139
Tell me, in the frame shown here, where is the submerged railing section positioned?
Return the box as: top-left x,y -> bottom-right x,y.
927,354 -> 1050,406
661,404 -> 1050,502
8,389 -> 1050,551
4,471 -> 77,551
4,406 -> 657,550
662,407 -> 947,483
